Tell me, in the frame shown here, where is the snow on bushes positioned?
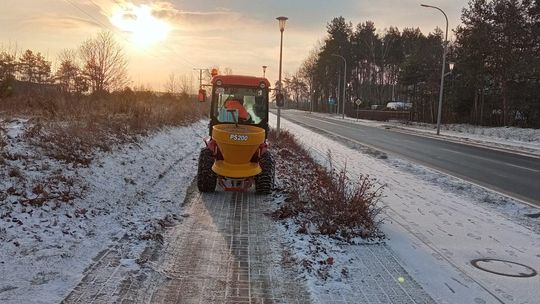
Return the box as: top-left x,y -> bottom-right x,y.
269,130 -> 384,240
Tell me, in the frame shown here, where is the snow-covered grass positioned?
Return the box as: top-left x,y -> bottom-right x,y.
392,121 -> 540,155
401,121 -> 539,142
271,113 -> 540,304
0,119 -> 207,304
307,110 -> 540,156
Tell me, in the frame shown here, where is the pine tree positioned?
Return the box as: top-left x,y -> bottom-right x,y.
18,49 -> 37,82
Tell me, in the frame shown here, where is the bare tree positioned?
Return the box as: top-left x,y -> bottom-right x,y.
164,72 -> 178,94
55,49 -> 87,93
178,73 -> 194,97
57,48 -> 78,65
80,31 -> 129,93
284,73 -> 308,109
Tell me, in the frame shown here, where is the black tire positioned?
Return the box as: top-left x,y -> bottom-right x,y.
197,148 -> 217,192
255,151 -> 274,194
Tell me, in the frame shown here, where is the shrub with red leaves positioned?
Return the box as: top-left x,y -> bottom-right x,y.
269,129 -> 384,241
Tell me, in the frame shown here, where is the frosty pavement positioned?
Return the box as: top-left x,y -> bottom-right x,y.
62,185 -> 437,304
63,188 -> 311,304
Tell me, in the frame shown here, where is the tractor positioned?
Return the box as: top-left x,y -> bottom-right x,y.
196,72 -> 274,194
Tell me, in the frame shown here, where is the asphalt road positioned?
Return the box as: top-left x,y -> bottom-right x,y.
279,110 -> 540,207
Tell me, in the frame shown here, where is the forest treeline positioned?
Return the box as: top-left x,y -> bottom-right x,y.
284,0 -> 540,127
0,32 -> 131,96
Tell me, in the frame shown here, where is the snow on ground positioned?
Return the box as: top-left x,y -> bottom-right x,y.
307,110 -> 540,156
271,113 -> 540,304
0,118 -> 207,304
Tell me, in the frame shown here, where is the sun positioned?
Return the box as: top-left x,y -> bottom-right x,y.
110,4 -> 170,48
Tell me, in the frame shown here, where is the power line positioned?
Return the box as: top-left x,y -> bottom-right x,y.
64,0 -> 115,31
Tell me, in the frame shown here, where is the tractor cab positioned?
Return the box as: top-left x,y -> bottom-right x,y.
208,75 -> 270,136
197,74 -> 274,193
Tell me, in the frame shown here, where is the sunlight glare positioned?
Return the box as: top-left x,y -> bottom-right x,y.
110,4 -> 170,48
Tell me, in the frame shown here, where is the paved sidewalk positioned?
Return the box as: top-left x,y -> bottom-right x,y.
63,185 -> 437,304
316,244 -> 437,304
63,189 -> 310,304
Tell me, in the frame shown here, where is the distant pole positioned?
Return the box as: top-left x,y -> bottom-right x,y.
276,16 -> 288,139
421,4 -> 448,135
337,75 -> 341,115
310,75 -> 314,113
193,68 -> 206,89
331,54 -> 347,119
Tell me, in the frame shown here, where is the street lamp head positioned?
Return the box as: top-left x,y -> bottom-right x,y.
276,16 -> 288,32
420,4 -> 431,7
448,61 -> 455,71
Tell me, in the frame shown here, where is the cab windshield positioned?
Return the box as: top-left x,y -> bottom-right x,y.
212,86 -> 268,124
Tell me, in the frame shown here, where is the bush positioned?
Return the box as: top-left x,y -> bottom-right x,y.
270,130 -> 384,240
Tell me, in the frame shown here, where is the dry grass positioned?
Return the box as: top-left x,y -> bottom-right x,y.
0,90 -> 206,206
269,130 -> 384,240
0,90 -> 207,165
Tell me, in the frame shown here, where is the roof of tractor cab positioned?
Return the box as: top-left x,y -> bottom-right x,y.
211,75 -> 271,88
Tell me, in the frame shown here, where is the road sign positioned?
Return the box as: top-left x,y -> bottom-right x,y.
355,99 -> 362,106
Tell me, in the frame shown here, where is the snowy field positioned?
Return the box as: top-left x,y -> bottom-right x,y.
308,111 -> 540,156
271,113 -> 540,304
0,118 -> 207,303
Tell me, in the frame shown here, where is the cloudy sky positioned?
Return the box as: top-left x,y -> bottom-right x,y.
0,0 -> 468,90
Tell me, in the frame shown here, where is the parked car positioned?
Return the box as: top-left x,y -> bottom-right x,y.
386,101 -> 412,110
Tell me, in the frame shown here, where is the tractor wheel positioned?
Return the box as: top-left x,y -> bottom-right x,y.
255,151 -> 274,194
197,148 -> 217,192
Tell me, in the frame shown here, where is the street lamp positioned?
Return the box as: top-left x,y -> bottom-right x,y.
262,65 -> 268,77
421,3 -> 448,135
331,54 -> 347,119
276,16 -> 288,138
447,61 -> 455,76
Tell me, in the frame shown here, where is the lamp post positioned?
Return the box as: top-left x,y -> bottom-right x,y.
421,4 -> 448,135
262,65 -> 268,77
310,75 -> 314,114
331,54 -> 346,119
276,16 -> 288,138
